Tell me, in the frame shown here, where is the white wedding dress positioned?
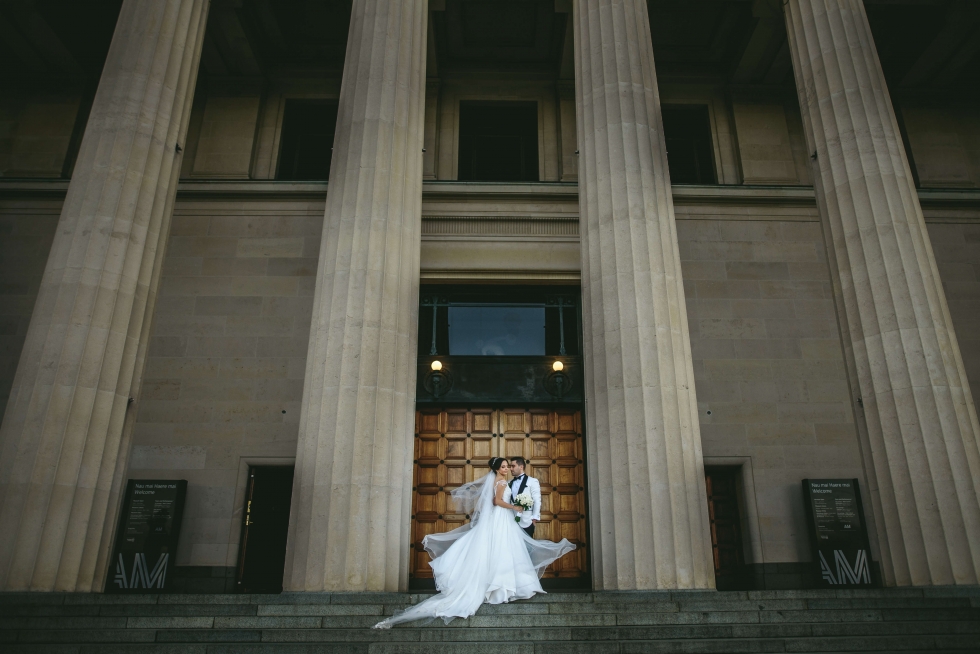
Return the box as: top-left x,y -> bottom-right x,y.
373,474 -> 576,628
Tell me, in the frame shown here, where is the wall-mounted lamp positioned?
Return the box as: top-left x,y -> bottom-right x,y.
424,359 -> 452,399
545,360 -> 571,400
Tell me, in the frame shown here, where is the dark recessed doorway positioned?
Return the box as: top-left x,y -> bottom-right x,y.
236,466 -> 294,593
704,466 -> 747,590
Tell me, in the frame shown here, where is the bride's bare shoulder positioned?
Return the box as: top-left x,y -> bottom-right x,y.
494,479 -> 507,487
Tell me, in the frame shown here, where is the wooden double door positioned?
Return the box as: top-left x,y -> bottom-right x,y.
411,408 -> 588,581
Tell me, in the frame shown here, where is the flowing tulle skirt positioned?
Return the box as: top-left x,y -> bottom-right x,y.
373,503 -> 575,628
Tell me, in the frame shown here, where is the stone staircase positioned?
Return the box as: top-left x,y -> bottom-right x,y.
2,588 -> 979,653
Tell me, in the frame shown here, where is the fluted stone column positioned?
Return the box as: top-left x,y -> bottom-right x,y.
283,0 -> 426,592
784,0 -> 980,586
573,0 -> 714,590
0,0 -> 209,591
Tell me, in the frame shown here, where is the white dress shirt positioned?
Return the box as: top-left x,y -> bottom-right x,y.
510,473 -> 542,529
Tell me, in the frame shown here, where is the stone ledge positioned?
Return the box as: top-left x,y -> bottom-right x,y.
4,180 -> 979,220
419,270 -> 580,282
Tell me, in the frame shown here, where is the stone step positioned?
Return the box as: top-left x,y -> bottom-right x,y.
1,641 -> 979,654
11,619 -> 980,643
0,612 -> 947,630
0,595 -> 980,624
4,588 -> 980,606
6,608 -> 977,633
2,590 -> 978,652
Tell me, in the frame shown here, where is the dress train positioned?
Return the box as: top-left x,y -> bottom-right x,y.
373,476 -> 575,628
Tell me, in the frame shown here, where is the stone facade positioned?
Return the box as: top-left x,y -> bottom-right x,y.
0,84 -> 81,179
902,101 -> 980,189
129,196 -> 322,579
676,201 -> 864,566
1,0 -> 979,592
0,197 -> 61,419
928,219 -> 980,406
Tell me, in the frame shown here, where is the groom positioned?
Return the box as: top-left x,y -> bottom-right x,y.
509,457 -> 541,537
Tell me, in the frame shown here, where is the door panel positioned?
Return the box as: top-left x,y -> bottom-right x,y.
236,466 -> 294,593
704,466 -> 746,589
411,408 -> 588,581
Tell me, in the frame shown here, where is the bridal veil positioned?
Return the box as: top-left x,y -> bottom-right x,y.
420,472 -> 574,577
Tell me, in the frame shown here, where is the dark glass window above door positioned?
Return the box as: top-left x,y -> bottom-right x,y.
458,102 -> 539,182
419,286 -> 579,358
277,99 -> 338,180
662,104 -> 717,185
448,305 -> 546,356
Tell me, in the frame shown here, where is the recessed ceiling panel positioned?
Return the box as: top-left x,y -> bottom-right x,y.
647,0 -> 757,79
435,0 -> 566,73
866,1 -> 979,88
237,0 -> 350,69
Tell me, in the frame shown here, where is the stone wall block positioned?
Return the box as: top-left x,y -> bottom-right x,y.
573,0 -> 714,590
0,0 -> 210,591
283,0 -> 427,592
784,0 -> 980,585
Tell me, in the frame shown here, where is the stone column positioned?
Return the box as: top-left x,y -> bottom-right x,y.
283,0 -> 427,592
0,0 -> 210,591
784,0 -> 980,586
573,0 -> 714,590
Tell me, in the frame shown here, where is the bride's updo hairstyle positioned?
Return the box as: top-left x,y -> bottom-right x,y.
488,457 -> 505,472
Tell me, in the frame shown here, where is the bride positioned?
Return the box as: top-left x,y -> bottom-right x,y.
373,457 -> 576,628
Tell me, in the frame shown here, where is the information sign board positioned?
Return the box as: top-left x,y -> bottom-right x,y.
802,478 -> 874,587
106,480 -> 187,592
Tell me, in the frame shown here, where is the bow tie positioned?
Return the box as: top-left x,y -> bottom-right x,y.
514,475 -> 524,481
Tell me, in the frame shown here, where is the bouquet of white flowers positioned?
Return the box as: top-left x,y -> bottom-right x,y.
513,491 -> 534,522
